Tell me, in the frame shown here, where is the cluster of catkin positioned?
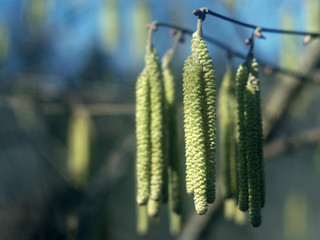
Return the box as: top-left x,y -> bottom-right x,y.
219,57 -> 265,227
182,32 -> 216,215
135,45 -> 182,233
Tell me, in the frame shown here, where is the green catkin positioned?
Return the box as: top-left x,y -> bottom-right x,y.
219,63 -> 238,199
163,64 -> 182,214
135,69 -> 151,205
191,33 -> 216,204
244,78 -> 262,227
183,56 -> 196,195
182,55 -> 208,215
163,63 -> 182,234
146,46 -> 166,202
249,58 -> 265,208
235,62 -> 249,211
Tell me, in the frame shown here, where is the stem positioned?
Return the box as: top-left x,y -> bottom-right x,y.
162,31 -> 183,70
146,22 -> 157,52
196,17 -> 203,38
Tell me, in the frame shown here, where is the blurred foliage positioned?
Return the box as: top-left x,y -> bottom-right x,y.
67,105 -> 93,188
283,193 -> 311,240
100,0 -> 119,54
0,0 -> 320,240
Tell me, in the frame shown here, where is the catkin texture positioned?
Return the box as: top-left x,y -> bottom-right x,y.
182,55 -> 208,215
235,63 -> 249,211
219,64 -> 238,199
244,80 -> 262,227
163,65 -> 182,214
191,34 -> 217,204
135,69 -> 151,205
146,46 -> 166,202
183,56 -> 196,195
67,105 -> 92,188
249,58 -> 265,208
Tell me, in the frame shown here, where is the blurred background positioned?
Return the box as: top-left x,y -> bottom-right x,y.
1,0 -> 320,239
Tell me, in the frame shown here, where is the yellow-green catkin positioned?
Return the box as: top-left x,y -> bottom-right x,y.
136,205 -> 149,236
135,69 -> 151,205
249,59 -> 265,208
182,55 -> 208,215
146,46 -> 166,202
235,62 -> 249,211
67,105 -> 92,188
244,78 -> 262,227
219,63 -> 238,199
191,33 -> 216,204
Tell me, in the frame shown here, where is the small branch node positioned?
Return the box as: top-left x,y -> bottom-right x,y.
304,34 -> 313,45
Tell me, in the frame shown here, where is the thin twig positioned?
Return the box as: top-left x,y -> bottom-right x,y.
203,9 -> 320,38
154,22 -> 319,83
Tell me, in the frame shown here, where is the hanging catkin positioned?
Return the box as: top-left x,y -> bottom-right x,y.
163,62 -> 182,214
146,46 -> 166,202
182,55 -> 208,215
219,63 -> 238,199
244,76 -> 262,227
135,69 -> 151,205
249,58 -> 265,208
191,33 -> 217,204
183,56 -> 196,196
235,62 -> 249,211
163,62 -> 182,234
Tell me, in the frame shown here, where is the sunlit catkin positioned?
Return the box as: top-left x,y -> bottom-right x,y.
67,105 -> 92,188
249,58 -> 265,208
219,63 -> 238,199
244,79 -> 262,227
146,46 -> 166,201
235,62 -> 249,211
191,33 -> 216,203
182,55 -> 208,215
135,69 -> 151,205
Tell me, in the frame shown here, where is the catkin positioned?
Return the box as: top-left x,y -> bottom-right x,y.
235,62 -> 249,211
135,69 -> 151,205
244,79 -> 262,227
183,56 -> 196,195
163,64 -> 182,214
182,55 -> 208,215
219,64 -> 238,199
191,33 -> 216,204
146,46 -> 166,202
249,58 -> 265,208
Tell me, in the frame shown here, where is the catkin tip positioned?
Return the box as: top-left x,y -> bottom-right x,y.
250,215 -> 262,227
148,199 -> 161,218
